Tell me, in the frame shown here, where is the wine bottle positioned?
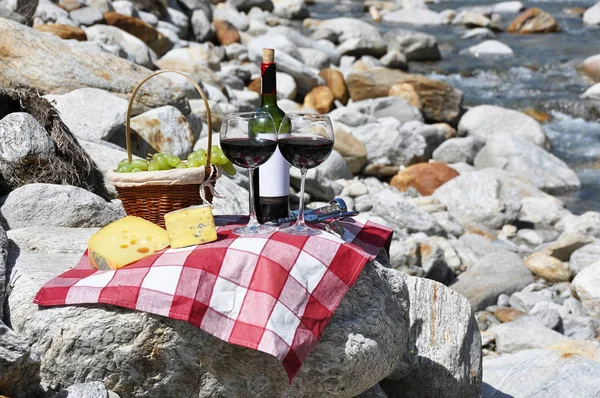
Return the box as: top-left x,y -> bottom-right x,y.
251,48 -> 290,223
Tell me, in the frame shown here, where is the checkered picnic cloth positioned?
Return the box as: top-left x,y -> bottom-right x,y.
34,216 -> 393,381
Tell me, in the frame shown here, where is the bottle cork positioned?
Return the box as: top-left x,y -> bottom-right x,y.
262,48 -> 274,63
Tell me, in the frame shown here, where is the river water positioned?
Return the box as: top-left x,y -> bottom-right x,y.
308,0 -> 600,214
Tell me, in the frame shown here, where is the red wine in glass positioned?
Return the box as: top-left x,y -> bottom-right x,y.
278,137 -> 334,169
220,138 -> 277,169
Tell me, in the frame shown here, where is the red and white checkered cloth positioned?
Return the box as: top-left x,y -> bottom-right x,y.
34,216 -> 393,381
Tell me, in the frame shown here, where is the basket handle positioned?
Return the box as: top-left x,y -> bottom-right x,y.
125,70 -> 213,166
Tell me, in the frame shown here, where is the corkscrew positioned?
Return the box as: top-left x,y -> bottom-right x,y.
265,198 -> 359,225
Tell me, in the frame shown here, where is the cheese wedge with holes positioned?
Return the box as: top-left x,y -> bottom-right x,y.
88,216 -> 170,270
164,205 -> 218,249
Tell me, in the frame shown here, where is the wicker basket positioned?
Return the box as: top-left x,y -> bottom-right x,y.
109,70 -> 218,228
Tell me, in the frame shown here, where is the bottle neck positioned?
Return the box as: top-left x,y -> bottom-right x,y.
260,62 -> 277,107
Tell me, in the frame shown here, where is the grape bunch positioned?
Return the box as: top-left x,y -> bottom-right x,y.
115,146 -> 236,176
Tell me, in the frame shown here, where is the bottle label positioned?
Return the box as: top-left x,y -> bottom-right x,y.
259,133 -> 290,197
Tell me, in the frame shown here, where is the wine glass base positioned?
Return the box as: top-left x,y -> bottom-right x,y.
279,224 -> 321,236
232,224 -> 276,236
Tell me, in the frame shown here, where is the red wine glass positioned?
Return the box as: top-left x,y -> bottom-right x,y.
221,112 -> 278,236
278,113 -> 335,236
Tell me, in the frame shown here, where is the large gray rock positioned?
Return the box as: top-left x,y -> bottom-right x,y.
0,184 -> 122,230
383,29 -> 441,62
0,0 -> 38,21
0,18 -> 187,112
570,243 -> 600,275
70,6 -> 104,26
290,166 -> 342,201
583,1 -> 600,25
382,275 -> 481,398
328,108 -> 378,128
348,97 -> 423,124
229,0 -> 273,13
489,316 -> 569,354
458,105 -> 548,148
190,9 -> 214,42
60,381 -> 114,398
44,88 -> 128,142
518,196 -> 566,226
211,174 -> 250,216
7,227 -> 98,255
7,250 -> 410,398
483,348 -> 600,397
306,17 -> 384,50
214,5 -> 248,31
272,0 -> 307,20
0,226 -> 6,320
268,26 -> 341,65
318,150 -> 353,181
0,112 -> 55,163
474,134 -> 580,194
461,40 -> 514,56
109,105 -> 196,158
432,137 -> 483,165
351,118 -> 426,176
572,262 -> 600,319
0,321 -> 41,398
555,211 -> 600,239
562,315 -> 599,341
357,189 -> 444,237
337,37 -> 387,58
458,233 -> 506,262
450,252 -> 534,311
433,169 -> 522,230
83,24 -> 156,69
509,290 -> 554,313
382,8 -> 445,25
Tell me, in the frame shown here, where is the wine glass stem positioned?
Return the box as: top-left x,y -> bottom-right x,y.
247,168 -> 260,229
297,168 -> 307,228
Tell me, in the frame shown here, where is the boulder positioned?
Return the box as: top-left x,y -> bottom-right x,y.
462,27 -> 495,40
474,134 -> 581,194
317,150 -> 353,181
349,97 -> 422,123
290,166 -> 341,201
0,226 -> 6,319
69,6 -> 104,25
319,69 -> 349,105
35,0 -> 70,23
0,321 -> 41,398
7,227 -> 98,255
155,47 -> 222,86
0,5 -> 27,24
555,211 -> 600,239
44,88 -> 128,142
508,8 -> 560,33
303,86 -> 335,114
484,348 -> 600,397
524,252 -> 572,283
83,24 -> 155,69
452,11 -> 493,28
329,109 -> 378,128
229,0 -> 273,13
35,23 -> 87,40
458,105 -> 548,148
346,68 -> 463,124
337,37 -> 387,58
583,2 -> 600,25
572,262 -> 600,318
458,233 -> 506,262
570,243 -> 600,275
268,26 -> 341,66
382,8 -> 444,25
272,0 -> 308,20
539,233 -> 592,262
0,19 -> 187,112
381,276 -> 482,398
562,315 -> 599,341
494,308 -> 525,323
433,169 -> 522,230
0,183 -> 122,230
432,136 -> 483,164
102,11 -> 171,56
304,17 -> 384,49
489,316 -> 568,353
191,9 -> 214,43
450,252 -> 534,311
581,83 -> 600,100
0,112 -> 55,165
213,5 -> 248,31
388,83 -> 421,109
354,384 -> 387,398
111,1 -> 138,17
211,174 -> 249,216
7,251 -> 410,398
383,29 -> 440,62
509,290 -> 554,313
379,50 -> 407,71
332,123 -> 368,173
359,189 -> 444,236
461,40 -> 514,56
390,163 -> 459,196
518,196 -> 566,226
351,117 -> 426,176
0,0 -> 38,21
298,48 -> 330,70
213,19 -> 240,46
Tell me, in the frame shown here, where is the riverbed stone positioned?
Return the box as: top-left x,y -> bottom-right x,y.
570,243 -> 600,275
432,136 -> 483,164
381,275 -> 482,398
0,226 -> 6,319
562,315 -> 599,340
35,23 -> 87,40
524,252 -> 572,283
0,184 -> 122,230
0,18 -> 187,112
458,105 -> 548,147
580,54 -> 600,82
433,169 -> 522,230
462,40 -> 514,56
383,29 -> 441,61
452,10 -> 492,28
572,262 -> 600,318
7,227 -> 98,255
583,1 -> 600,25
7,252 -> 409,398
494,308 -> 525,323
346,68 -> 463,124
450,252 -> 534,311
83,24 -> 156,69
0,113 -> 55,165
0,321 -> 41,398
490,316 -> 568,353
555,211 -> 600,239
462,27 -> 495,39
483,348 -> 600,397
474,133 -> 581,194
382,8 -> 444,25
508,8 -> 560,33
349,97 -> 422,123
510,290 -> 554,313
390,162 -> 459,196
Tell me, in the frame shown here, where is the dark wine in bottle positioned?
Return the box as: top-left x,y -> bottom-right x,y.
251,48 -> 290,223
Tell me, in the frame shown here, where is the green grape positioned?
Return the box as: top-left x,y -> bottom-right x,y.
195,148 -> 207,157
187,151 -> 200,162
117,163 -> 134,173
147,162 -> 161,172
188,159 -> 202,168
154,154 -> 171,170
176,162 -> 188,169
222,161 -> 236,176
211,145 -> 220,155
131,159 -> 149,171
118,159 -> 131,168
218,152 -> 229,165
197,155 -> 207,166
210,151 -> 223,165
131,168 -> 143,173
165,154 -> 181,167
